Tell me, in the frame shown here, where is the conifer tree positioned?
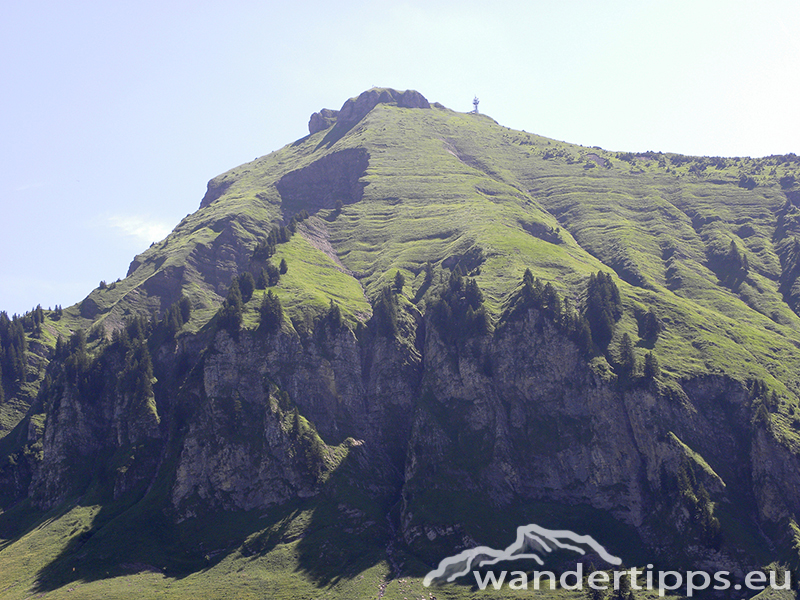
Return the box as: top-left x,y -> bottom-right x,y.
256,268 -> 268,289
618,333 -> 637,376
65,329 -> 89,383
326,299 -> 343,330
179,296 -> 192,324
279,258 -> 288,275
587,580 -> 605,600
423,262 -> 433,287
464,278 -> 483,308
266,262 -> 281,286
394,270 -> 405,293
120,338 -> 154,405
575,316 -> 594,354
640,308 -> 661,340
585,271 -> 622,347
218,279 -> 243,332
259,290 -> 283,334
238,272 -> 256,303
523,267 -> 534,287
614,572 -> 633,600
644,351 -> 660,379
414,262 -> 435,303
543,282 -> 562,317
371,286 -> 399,338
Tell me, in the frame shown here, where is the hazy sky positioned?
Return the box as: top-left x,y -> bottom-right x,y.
2,0 -> 798,315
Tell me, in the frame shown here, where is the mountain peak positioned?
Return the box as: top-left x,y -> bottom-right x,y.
308,87 -> 430,134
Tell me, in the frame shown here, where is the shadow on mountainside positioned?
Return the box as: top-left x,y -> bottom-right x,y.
293,443 -> 403,586
23,440 -> 400,594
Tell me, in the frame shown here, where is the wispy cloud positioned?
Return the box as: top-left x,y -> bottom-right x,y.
108,215 -> 172,245
13,182 -> 47,192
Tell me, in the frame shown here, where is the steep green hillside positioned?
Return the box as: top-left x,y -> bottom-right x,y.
2,88 -> 800,599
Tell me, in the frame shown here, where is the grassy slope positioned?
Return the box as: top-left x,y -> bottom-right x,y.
321,104 -> 800,445
24,101 -> 800,403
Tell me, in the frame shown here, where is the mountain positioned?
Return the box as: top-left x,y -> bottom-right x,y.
1,87 -> 800,599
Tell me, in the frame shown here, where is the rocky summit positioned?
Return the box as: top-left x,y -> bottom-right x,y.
1,88 -> 800,599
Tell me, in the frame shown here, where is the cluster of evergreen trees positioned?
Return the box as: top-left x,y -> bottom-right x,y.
218,278 -> 246,333
118,337 -> 154,408
56,329 -> 91,394
638,307 -> 661,341
720,240 -> 749,284
585,271 -> 622,348
1,304 -> 70,400
320,300 -> 344,332
675,459 -> 721,547
218,272 -> 285,335
50,312 -> 158,408
430,268 -> 491,343
154,296 -> 192,340
0,312 -> 27,387
109,316 -> 156,407
749,378 -> 780,428
256,258 -> 287,290
615,333 -> 660,380
259,291 -> 283,334
707,239 -> 750,288
500,269 -> 663,381
17,305 -> 46,337
412,262 -> 434,303
250,214 -> 305,290
252,211 -> 309,262
251,219 -> 296,291
502,269 -> 593,354
369,285 -> 401,338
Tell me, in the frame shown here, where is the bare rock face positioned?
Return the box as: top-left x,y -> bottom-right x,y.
336,88 -> 430,127
170,322 -> 420,516
171,331 -> 320,514
308,108 -> 339,134
307,88 -> 430,137
30,364 -> 162,509
276,148 -> 369,214
199,175 -> 234,209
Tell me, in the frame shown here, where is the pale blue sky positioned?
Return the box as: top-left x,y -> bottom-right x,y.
2,0 -> 798,315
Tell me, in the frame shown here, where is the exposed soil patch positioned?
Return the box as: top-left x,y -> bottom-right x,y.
299,217 -> 353,276
584,153 -> 609,168
299,217 -> 370,311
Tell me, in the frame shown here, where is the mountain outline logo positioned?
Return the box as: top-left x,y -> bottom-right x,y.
423,523 -> 623,587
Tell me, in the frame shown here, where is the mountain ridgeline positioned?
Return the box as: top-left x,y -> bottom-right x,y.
2,88 -> 800,598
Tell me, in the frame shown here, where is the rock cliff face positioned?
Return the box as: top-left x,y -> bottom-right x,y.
335,88 -> 430,127
29,352 -> 162,509
308,108 -> 338,135
276,148 -> 369,214
307,88 -> 430,144
16,294 -> 794,572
